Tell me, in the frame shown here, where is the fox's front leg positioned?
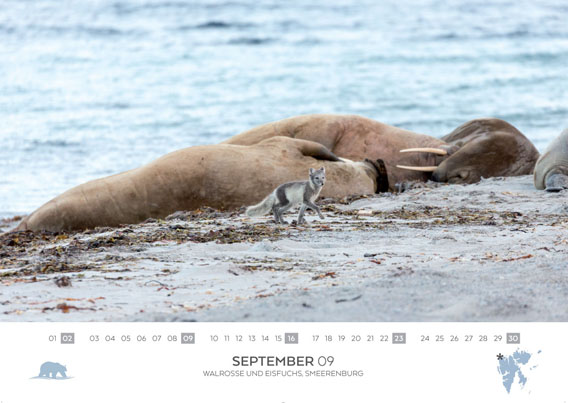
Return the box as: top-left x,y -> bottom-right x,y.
297,204 -> 307,224
305,201 -> 324,220
272,205 -> 281,224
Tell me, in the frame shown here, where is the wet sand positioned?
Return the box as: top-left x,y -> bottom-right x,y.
1,175 -> 567,321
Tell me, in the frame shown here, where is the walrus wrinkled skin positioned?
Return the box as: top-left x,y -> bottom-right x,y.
15,137 -> 381,232
534,129 -> 568,192
224,114 -> 540,187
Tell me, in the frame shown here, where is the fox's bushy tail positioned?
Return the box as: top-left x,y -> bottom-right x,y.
246,193 -> 276,217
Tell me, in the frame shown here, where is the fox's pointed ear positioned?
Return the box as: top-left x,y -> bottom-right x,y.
309,168 -> 315,174
320,167 -> 325,173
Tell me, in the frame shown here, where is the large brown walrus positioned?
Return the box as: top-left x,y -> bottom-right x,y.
15,137 -> 383,232
224,114 -> 540,187
534,128 -> 568,192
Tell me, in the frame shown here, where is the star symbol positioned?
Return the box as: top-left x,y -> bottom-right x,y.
497,353 -> 504,360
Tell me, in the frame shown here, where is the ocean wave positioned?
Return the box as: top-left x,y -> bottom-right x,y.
25,140 -> 80,150
500,109 -> 568,124
0,25 -> 16,35
198,21 -> 235,29
293,37 -> 323,45
421,29 -> 568,42
0,24 -> 146,38
176,21 -> 255,31
198,21 -> 253,29
112,1 -> 195,14
112,1 -> 250,14
227,37 -> 275,45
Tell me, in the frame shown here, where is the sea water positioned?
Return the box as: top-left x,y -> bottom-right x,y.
0,0 -> 567,216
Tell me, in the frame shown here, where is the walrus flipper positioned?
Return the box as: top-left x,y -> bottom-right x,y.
295,139 -> 340,162
256,136 -> 340,162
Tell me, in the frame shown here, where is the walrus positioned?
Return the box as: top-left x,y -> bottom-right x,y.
15,137 -> 383,232
432,117 -> 540,183
534,128 -> 568,192
224,114 -> 449,187
223,114 -> 540,187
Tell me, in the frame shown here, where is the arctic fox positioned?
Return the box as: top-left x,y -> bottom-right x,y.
246,167 -> 326,224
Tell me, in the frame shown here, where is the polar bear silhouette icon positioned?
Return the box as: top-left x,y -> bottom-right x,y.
38,362 -> 67,379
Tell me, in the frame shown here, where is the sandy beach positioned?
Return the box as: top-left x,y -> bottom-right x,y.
1,175 -> 567,322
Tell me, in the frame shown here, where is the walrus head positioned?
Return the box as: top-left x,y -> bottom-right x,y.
431,133 -> 523,183
396,118 -> 540,184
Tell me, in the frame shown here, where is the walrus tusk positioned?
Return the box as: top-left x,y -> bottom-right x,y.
399,148 -> 448,155
396,165 -> 437,172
